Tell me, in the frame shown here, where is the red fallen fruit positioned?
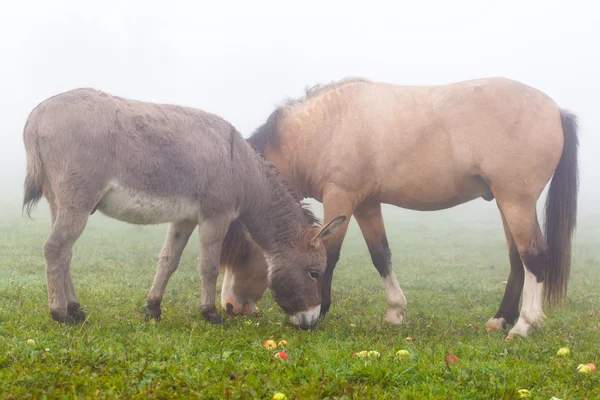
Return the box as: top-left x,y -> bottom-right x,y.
274,351 -> 289,360
444,354 -> 459,364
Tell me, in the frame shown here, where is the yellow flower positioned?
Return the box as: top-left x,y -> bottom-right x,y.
272,393 -> 287,400
517,389 -> 531,398
556,347 -> 570,356
395,349 -> 410,357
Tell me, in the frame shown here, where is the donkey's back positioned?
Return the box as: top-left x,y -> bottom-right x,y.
24,88 -> 243,224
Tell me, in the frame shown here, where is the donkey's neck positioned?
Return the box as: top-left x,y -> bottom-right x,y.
239,166 -> 308,255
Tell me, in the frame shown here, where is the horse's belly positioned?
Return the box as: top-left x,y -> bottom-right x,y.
97,182 -> 200,224
379,176 -> 492,211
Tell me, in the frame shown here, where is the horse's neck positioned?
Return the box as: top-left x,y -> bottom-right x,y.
240,170 -> 305,255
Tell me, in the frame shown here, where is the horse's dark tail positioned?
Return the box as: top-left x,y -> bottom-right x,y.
23,119 -> 44,218
543,109 -> 579,305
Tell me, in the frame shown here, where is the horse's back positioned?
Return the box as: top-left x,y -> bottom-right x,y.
276,78 -> 564,208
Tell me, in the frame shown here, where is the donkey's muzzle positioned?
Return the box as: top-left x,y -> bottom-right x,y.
289,304 -> 321,329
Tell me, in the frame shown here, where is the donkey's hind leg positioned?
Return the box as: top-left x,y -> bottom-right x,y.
44,208 -> 89,324
354,202 -> 406,325
47,194 -> 86,323
497,199 -> 548,339
486,208 -> 524,331
146,221 -> 197,321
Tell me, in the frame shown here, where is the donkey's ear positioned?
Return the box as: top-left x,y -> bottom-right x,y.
310,216 -> 347,247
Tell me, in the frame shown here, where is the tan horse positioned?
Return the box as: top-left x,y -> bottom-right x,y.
220,77 -> 578,339
22,88 -> 345,329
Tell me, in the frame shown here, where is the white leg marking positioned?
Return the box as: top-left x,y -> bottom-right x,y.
383,271 -> 407,325
507,270 -> 545,339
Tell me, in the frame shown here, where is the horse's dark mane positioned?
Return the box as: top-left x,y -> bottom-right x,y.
223,78 -> 368,269
220,219 -> 251,268
248,77 -> 370,153
220,202 -> 320,270
265,161 -> 321,225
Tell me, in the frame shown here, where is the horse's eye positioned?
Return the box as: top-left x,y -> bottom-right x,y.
309,270 -> 320,280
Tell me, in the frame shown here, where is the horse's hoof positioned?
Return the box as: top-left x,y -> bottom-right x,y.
67,302 -> 87,323
385,307 -> 405,325
507,317 -> 537,339
485,317 -> 507,332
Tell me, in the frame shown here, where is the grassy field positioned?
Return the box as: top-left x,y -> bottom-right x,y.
0,199 -> 599,399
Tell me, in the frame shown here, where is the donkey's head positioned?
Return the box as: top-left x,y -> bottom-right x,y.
267,215 -> 346,329
220,216 -> 346,329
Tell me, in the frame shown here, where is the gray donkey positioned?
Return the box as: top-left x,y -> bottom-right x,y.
23,88 -> 345,329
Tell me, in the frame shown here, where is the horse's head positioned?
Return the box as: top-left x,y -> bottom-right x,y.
220,220 -> 268,316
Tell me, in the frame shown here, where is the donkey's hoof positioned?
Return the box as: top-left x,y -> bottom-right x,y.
202,308 -> 224,324
50,310 -> 76,324
146,309 -> 162,322
485,317 -> 507,332
146,298 -> 162,321
67,302 -> 87,323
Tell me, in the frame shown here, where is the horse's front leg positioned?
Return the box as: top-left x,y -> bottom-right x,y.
354,201 -> 407,325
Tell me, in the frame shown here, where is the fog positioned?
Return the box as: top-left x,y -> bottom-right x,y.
1,0 -> 598,220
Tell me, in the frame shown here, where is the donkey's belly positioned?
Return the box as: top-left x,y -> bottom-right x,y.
97,182 -> 200,225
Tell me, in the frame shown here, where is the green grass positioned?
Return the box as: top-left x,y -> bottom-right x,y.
1,200 -> 599,399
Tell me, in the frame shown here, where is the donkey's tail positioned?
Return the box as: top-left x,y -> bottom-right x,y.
543,109 -> 579,305
23,118 -> 44,218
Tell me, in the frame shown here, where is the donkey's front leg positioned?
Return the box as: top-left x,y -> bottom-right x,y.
147,221 -> 197,321
199,216 -> 231,324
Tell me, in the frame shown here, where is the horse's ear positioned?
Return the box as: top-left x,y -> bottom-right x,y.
309,216 -> 347,248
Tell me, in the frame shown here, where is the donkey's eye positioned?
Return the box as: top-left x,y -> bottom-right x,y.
309,270 -> 320,280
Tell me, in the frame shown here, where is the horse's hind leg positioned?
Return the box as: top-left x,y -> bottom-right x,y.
486,208 -> 524,331
354,201 -> 406,325
146,221 -> 197,321
497,198 -> 547,339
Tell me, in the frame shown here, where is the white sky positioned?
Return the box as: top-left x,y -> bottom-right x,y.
1,0 -> 598,214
